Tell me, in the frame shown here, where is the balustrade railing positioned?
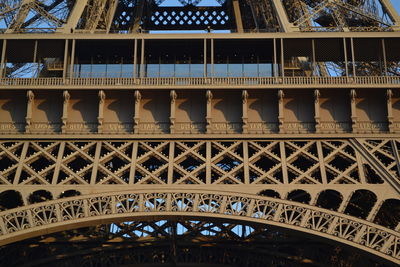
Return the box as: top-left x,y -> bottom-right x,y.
0,76 -> 399,88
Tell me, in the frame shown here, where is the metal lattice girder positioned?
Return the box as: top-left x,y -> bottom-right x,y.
0,189 -> 399,264
4,0 -> 68,33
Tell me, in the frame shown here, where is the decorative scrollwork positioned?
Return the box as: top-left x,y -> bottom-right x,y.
198,194 -> 223,213
333,219 -> 363,241
143,193 -> 167,212
3,211 -> 30,233
88,196 -> 113,216
252,200 -> 278,220
116,194 -> 140,213
278,205 -> 306,226
171,193 -> 195,212
31,205 -> 58,226
60,200 -> 85,221
305,211 -> 334,233
224,196 -> 251,216
0,190 -> 398,263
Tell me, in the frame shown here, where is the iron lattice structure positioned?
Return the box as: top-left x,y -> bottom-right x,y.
0,0 -> 400,266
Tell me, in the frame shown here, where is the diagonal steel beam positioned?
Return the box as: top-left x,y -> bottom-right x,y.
57,0 -> 89,33
379,0 -> 400,28
350,138 -> 400,194
270,0 -> 294,32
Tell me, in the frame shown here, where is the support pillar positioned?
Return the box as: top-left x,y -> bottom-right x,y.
98,90 -> 106,134
350,89 -> 358,133
280,39 -> 285,77
61,91 -> 70,133
62,39 -> 69,81
204,39 -> 207,77
278,90 -> 285,133
0,40 -> 7,78
350,38 -> 356,76
206,90 -> 213,134
134,90 -> 141,134
170,90 -> 177,134
273,38 -> 278,77
134,39 -> 138,78
25,90 -> 34,133
382,39 -> 387,76
211,39 -> 214,77
314,90 -> 321,133
140,39 -> 145,78
242,90 -> 248,134
69,39 -> 76,79
343,38 -> 349,77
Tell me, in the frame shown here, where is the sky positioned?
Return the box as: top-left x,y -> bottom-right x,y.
394,1 -> 400,15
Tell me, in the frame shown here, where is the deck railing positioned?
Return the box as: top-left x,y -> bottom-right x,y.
0,76 -> 399,88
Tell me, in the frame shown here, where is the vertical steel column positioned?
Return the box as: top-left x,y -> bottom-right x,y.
343,38 -> 349,77
312,39 -> 316,76
69,39 -> 76,79
0,40 -> 7,78
382,39 -> 387,76
211,38 -> 214,77
280,39 -> 284,77
140,39 -> 145,78
204,39 -> 207,77
62,39 -> 69,81
134,39 -> 138,78
273,38 -> 277,77
33,40 -> 38,78
350,38 -> 356,76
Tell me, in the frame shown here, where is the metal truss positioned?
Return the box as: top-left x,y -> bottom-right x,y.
0,138 -> 399,264
0,220 -> 388,266
0,189 -> 399,263
1,0 -> 399,33
0,139 -> 398,189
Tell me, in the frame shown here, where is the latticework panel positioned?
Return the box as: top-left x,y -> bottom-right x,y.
0,139 -> 396,186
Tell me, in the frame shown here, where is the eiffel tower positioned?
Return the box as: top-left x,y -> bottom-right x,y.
0,0 -> 400,266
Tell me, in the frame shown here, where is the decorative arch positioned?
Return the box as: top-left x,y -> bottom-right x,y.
0,189 -> 399,264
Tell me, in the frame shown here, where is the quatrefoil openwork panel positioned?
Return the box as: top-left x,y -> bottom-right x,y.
147,6 -> 232,30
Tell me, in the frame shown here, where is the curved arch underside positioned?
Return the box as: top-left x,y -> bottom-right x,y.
0,189 -> 399,264
0,220 -> 393,267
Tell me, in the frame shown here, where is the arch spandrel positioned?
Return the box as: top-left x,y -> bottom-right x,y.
0,189 -> 399,264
